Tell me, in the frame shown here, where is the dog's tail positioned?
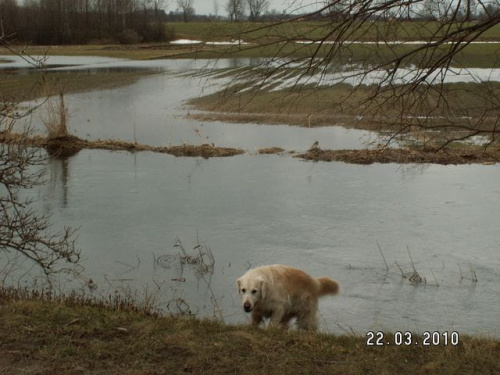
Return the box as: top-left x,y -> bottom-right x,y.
316,277 -> 339,297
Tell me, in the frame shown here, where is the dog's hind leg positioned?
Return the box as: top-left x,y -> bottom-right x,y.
279,313 -> 294,329
297,305 -> 319,331
297,313 -> 318,331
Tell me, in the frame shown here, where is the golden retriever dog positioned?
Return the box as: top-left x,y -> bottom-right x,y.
236,264 -> 339,331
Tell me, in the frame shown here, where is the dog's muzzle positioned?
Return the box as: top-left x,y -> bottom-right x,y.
243,302 -> 252,312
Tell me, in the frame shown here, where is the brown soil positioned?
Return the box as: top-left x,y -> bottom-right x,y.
297,147 -> 500,165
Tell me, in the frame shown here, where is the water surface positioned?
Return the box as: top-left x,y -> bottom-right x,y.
1,55 -> 376,151
6,150 -> 497,337
2,55 -> 499,337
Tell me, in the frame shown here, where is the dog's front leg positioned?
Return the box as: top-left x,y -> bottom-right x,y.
268,307 -> 286,329
251,310 -> 264,327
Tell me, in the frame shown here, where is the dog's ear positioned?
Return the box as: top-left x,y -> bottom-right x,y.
236,278 -> 242,294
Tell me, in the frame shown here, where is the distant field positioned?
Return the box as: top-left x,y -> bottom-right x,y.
170,20 -> 500,42
2,21 -> 500,68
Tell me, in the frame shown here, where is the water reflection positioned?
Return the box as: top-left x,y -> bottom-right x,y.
46,155 -> 71,208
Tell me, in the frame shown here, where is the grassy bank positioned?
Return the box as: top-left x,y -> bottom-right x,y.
0,290 -> 498,374
0,44 -> 200,60
0,70 -> 157,103
189,80 -> 500,131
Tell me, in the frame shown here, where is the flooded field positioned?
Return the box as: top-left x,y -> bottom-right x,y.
1,55 -> 378,150
1,55 -> 500,337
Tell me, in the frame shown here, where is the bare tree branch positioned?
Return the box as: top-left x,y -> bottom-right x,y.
215,0 -> 500,148
1,36 -> 81,280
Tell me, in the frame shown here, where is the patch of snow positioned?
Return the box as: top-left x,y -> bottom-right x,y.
170,39 -> 249,45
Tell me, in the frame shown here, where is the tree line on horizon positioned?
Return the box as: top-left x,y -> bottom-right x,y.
1,0 -> 500,45
0,0 -> 170,44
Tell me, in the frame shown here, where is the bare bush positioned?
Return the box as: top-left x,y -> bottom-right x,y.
40,89 -> 70,140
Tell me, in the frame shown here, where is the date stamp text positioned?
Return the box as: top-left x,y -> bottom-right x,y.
366,331 -> 460,346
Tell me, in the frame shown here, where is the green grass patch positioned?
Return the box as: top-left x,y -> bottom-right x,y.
170,20 -> 500,43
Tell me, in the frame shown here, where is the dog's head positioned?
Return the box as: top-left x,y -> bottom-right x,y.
236,274 -> 266,313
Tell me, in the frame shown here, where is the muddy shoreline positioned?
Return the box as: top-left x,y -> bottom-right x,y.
296,147 -> 500,165
0,133 -> 245,159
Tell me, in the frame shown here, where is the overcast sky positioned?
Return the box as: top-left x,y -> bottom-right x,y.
171,0 -> 320,16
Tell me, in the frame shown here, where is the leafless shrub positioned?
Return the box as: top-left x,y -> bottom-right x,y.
35,72 -> 72,142
39,89 -> 70,140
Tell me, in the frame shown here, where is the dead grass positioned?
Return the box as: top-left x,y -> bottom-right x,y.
39,90 -> 69,140
0,288 -> 498,375
166,144 -> 244,158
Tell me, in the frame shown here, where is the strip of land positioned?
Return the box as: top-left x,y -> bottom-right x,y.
0,133 -> 245,159
296,146 -> 500,165
1,132 -> 498,164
